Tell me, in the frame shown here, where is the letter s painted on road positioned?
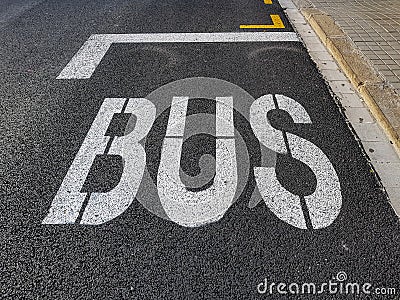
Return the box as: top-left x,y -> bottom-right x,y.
250,94 -> 342,229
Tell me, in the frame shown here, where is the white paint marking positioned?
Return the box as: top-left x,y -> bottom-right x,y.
42,98 -> 125,224
57,37 -> 111,79
250,94 -> 342,229
157,96 -> 238,227
81,98 -> 156,225
165,97 -> 189,137
216,97 -> 234,136
249,94 -> 287,154
288,134 -> 342,229
57,32 -> 300,79
255,167 -> 307,228
42,98 -> 156,225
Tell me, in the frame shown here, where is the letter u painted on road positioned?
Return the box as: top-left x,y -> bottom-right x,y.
157,96 -> 238,227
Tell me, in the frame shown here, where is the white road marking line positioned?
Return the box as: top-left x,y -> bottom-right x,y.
57,32 -> 300,79
57,38 -> 112,80
165,97 -> 189,137
216,97 -> 235,137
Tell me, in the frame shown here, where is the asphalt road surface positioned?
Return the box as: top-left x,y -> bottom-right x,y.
1,0 -> 400,299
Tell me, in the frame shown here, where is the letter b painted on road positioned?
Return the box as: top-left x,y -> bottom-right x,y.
42,98 -> 156,225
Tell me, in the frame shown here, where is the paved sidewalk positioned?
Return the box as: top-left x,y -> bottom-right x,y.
290,0 -> 400,157
279,0 -> 400,217
296,0 -> 400,92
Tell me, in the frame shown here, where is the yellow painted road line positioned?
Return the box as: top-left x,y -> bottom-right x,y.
264,0 -> 272,4
240,14 -> 285,29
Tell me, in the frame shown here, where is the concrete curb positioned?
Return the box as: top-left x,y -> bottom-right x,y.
298,7 -> 400,157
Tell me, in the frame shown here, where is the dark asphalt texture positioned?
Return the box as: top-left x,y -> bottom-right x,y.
1,0 -> 400,299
